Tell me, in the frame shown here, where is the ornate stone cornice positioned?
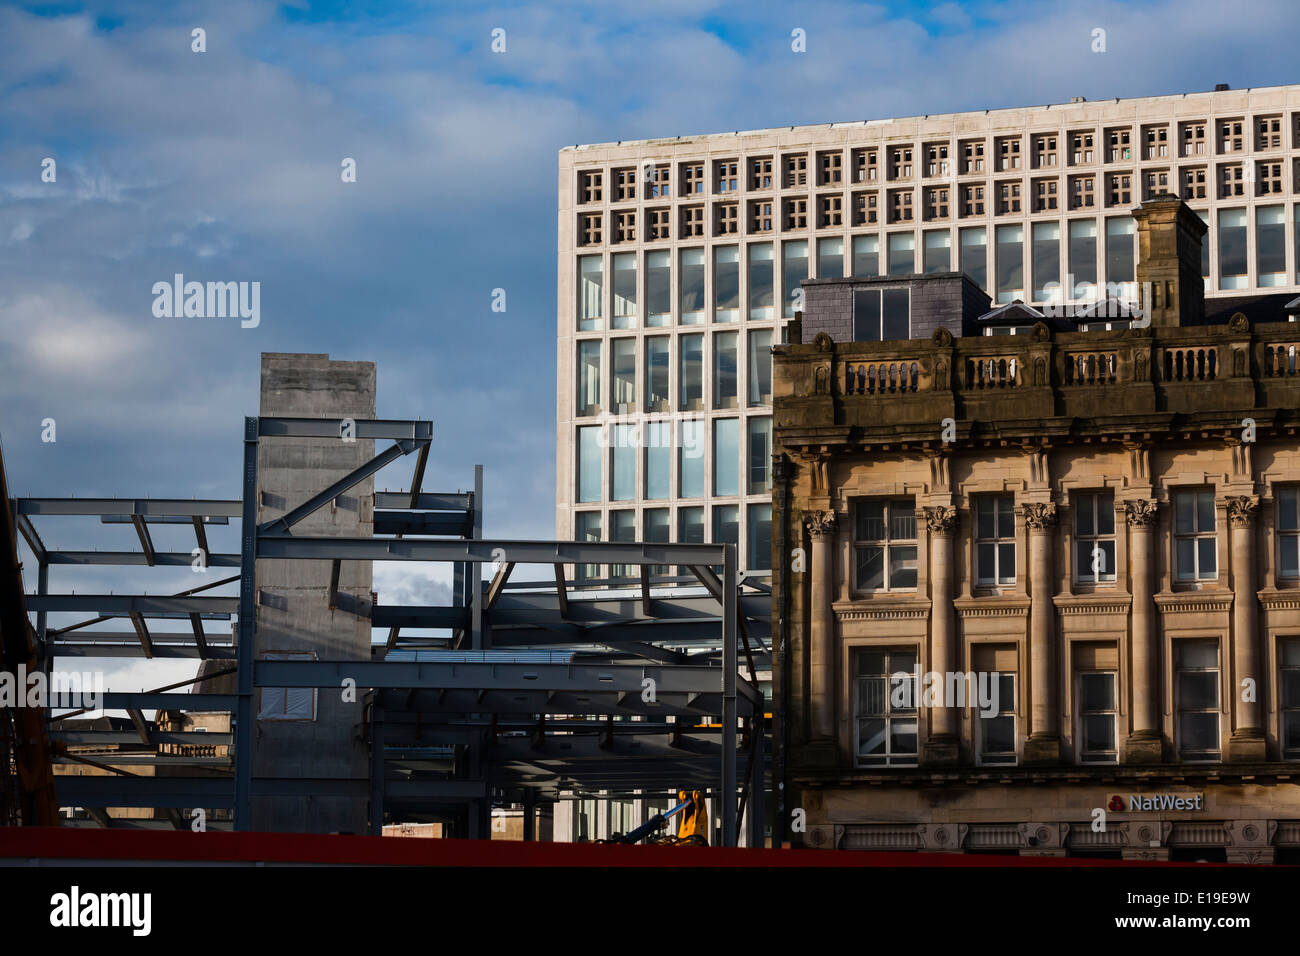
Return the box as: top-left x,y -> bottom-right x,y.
1124,498 -> 1159,529
922,506 -> 958,536
803,509 -> 838,537
1019,502 -> 1058,532
1226,495 -> 1260,528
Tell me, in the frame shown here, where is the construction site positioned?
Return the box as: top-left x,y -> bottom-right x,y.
0,352 -> 773,853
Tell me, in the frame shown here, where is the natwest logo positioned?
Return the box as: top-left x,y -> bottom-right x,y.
1110,792 -> 1204,812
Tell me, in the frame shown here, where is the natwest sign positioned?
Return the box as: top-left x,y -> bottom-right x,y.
1107,793 -> 1204,812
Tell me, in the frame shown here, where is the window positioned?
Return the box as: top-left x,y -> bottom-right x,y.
748,417 -> 772,492
647,164 -> 670,197
995,223 -> 1023,303
925,143 -> 949,177
750,157 -> 773,190
715,159 -> 739,193
1217,119 -> 1244,153
1104,217 -> 1135,299
1142,169 -> 1169,200
612,252 -> 636,328
853,148 -> 878,183
679,333 -> 703,410
980,673 -> 1017,765
1034,178 -> 1058,212
888,146 -> 912,179
714,331 -> 738,408
578,255 -> 602,331
853,234 -> 880,277
889,189 -> 913,223
852,288 -> 910,341
782,240 -> 808,316
996,136 -> 1021,171
681,162 -> 705,196
959,227 -> 987,288
1257,161 -> 1283,196
1257,115 -> 1283,150
748,243 -> 774,319
817,236 -> 843,278
678,420 -> 704,497
1218,208 -> 1247,290
611,426 -> 635,501
961,184 -> 984,217
577,340 -> 601,416
644,422 -> 670,499
1069,174 -> 1095,209
1218,163 -> 1244,198
647,207 -> 670,240
646,250 -> 670,325
1278,487 -> 1300,578
854,499 -> 917,590
712,505 -> 739,571
854,649 -> 918,766
259,651 -> 317,721
574,511 -> 601,582
886,233 -> 914,276
1106,127 -> 1132,162
1181,166 -> 1207,200
713,418 -> 739,496
1070,131 -> 1094,165
852,190 -> 879,225
818,194 -> 843,229
783,153 -> 808,188
1074,492 -> 1116,583
610,208 -> 636,244
677,507 -> 704,574
1106,172 -> 1132,207
1181,121 -> 1206,157
714,202 -> 739,235
997,180 -> 1021,214
579,170 -> 602,204
783,197 -> 808,229
1078,671 -> 1118,763
1031,221 -> 1059,303
818,150 -> 843,186
750,199 -> 773,233
1174,490 -> 1217,581
611,338 -> 635,412
747,329 -> 773,405
644,508 -> 670,576
1143,125 -> 1169,159
747,502 -> 772,570
925,186 -> 950,220
1283,640 -> 1300,758
576,426 -> 602,502
579,212 -> 602,246
679,248 -> 705,323
923,230 -> 950,274
714,246 -> 740,319
1258,205 -> 1286,286
975,496 -> 1016,585
680,204 -> 704,238
1176,641 -> 1220,761
613,166 -> 635,201
644,336 -> 669,411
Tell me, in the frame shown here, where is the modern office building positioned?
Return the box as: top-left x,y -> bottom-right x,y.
556,83 -> 1300,577
770,194 -> 1300,862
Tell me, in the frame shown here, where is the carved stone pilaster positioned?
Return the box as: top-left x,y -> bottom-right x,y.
922,506 -> 958,536
1020,502 -> 1058,532
1124,498 -> 1159,528
803,509 -> 838,537
1226,495 -> 1260,528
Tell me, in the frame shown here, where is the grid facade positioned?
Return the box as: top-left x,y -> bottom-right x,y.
557,84 -> 1300,574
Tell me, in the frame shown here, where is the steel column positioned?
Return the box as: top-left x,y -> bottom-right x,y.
234,416 -> 259,830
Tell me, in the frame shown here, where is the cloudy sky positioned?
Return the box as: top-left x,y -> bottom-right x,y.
2,0 -> 1297,689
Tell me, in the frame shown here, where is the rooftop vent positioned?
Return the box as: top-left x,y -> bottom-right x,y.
1069,96 -> 1086,104
1214,83 -> 1230,92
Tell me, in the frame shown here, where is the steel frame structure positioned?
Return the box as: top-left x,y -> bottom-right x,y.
13,415 -> 768,847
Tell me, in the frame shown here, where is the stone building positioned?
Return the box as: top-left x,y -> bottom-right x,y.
772,196 -> 1300,862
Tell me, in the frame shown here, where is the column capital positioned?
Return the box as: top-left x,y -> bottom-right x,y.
1020,501 -> 1058,532
1225,495 -> 1260,528
803,509 -> 838,537
923,506 -> 959,536
1123,498 -> 1160,529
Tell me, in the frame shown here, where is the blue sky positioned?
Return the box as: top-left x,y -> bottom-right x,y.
2,0 -> 1297,686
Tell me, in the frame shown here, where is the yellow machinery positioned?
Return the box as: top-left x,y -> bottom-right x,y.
602,789 -> 710,846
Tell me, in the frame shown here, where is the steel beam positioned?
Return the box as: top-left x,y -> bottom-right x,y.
43,551 -> 240,567
51,692 -> 236,710
721,543 -> 737,848
14,512 -> 47,563
373,512 -> 471,536
48,643 -> 234,659
17,499 -> 241,518
130,515 -> 156,566
52,731 -> 233,746
257,536 -> 728,566
27,595 -> 237,615
257,418 -> 432,442
128,612 -> 154,659
234,416 -> 258,831
374,492 -> 473,511
371,606 -> 468,629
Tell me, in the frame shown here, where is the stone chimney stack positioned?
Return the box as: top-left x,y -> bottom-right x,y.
1132,194 -> 1207,328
